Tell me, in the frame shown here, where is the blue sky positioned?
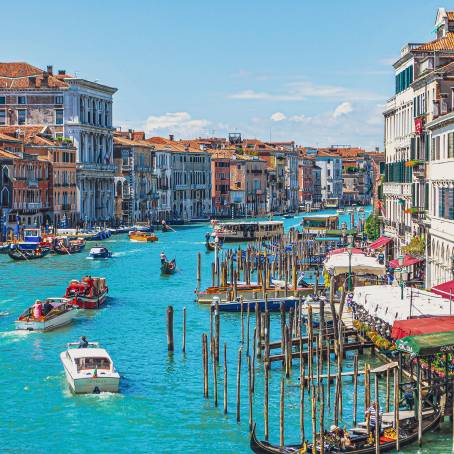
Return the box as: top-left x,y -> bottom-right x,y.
0,0 -> 446,148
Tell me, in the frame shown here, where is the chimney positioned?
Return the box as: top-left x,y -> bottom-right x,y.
47,65 -> 53,75
169,134 -> 174,141
58,69 -> 66,75
42,71 -> 49,87
29,76 -> 36,87
128,128 -> 133,140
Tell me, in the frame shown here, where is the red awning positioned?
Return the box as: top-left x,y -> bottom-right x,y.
369,236 -> 392,250
329,247 -> 364,256
431,280 -> 454,299
389,255 -> 424,269
391,316 -> 454,339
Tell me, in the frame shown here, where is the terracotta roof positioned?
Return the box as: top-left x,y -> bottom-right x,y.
0,148 -> 19,159
415,32 -> 454,52
0,125 -> 51,143
0,62 -> 69,89
447,12 -> 454,21
114,136 -> 154,148
0,132 -> 20,142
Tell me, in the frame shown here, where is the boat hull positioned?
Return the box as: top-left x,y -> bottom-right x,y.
216,297 -> 300,312
71,290 -> 108,309
15,309 -> 76,331
8,247 -> 51,260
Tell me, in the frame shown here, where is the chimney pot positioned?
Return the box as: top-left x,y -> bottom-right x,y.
58,69 -> 66,75
169,134 -> 174,142
47,65 -> 53,75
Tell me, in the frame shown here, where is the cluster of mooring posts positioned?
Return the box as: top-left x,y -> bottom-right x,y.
164,226 -> 451,453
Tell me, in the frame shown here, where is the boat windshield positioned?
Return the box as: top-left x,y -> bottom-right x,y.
76,357 -> 111,371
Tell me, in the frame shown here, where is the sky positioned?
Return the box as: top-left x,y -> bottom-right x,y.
0,0 -> 447,149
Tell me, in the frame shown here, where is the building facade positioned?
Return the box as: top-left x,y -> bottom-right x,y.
315,155 -> 343,205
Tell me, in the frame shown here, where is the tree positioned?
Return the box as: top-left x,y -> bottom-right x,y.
364,214 -> 380,241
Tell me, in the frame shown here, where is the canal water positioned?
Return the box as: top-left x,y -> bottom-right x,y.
0,208 -> 450,453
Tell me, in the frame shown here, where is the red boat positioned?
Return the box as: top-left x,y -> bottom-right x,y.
65,276 -> 108,309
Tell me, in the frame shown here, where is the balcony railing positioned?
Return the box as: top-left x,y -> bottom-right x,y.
77,163 -> 117,172
27,179 -> 38,188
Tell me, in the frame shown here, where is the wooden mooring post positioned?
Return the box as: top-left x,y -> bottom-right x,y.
167,305 -> 174,352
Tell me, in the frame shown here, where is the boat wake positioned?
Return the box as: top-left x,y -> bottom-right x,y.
113,249 -> 142,257
0,311 -> 10,317
0,330 -> 33,342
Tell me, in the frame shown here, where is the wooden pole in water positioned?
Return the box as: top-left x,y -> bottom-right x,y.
202,333 -> 208,398
417,360 -> 422,447
319,383 -> 325,454
256,303 -> 262,360
240,297 -> 244,343
182,306 -> 186,353
300,360 -> 305,443
166,305 -> 174,352
236,346 -> 242,423
248,355 -> 253,431
386,367 -> 390,412
374,374 -> 380,454
311,384 -> 316,454
214,302 -> 220,364
365,365 -> 370,435
280,378 -> 285,447
211,262 -> 215,287
252,328 -> 256,394
246,303 -> 251,356
264,364 -> 269,441
213,350 -> 218,407
353,353 -> 358,426
224,343 -> 228,414
327,342 -> 331,410
197,252 -> 201,289
393,367 -> 400,452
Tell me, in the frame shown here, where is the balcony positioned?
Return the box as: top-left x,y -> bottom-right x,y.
412,162 -> 426,179
77,162 -> 117,173
27,179 -> 38,188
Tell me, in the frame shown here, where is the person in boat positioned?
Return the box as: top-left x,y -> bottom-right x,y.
365,401 -> 383,433
160,251 -> 167,264
403,384 -> 414,410
33,300 -> 43,319
78,336 -> 89,348
42,300 -> 53,316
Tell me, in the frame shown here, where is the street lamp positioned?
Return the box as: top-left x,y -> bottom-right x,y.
347,233 -> 354,291
397,254 -> 408,300
341,222 -> 347,246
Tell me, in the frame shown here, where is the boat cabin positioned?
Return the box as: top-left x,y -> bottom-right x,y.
65,346 -> 114,373
213,221 -> 284,242
301,214 -> 339,235
325,197 -> 340,208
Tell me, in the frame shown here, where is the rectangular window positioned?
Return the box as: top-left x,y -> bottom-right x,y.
0,96 -> 5,104
55,95 -> 64,105
17,96 -> 26,105
449,132 -> 454,159
0,109 -> 5,125
17,109 -> 26,125
55,109 -> 64,125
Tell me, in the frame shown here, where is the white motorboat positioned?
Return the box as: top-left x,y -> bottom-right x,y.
60,342 -> 120,394
88,246 -> 112,259
15,298 -> 77,331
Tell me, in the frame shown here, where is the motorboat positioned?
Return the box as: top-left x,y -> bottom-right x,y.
0,242 -> 11,254
282,213 -> 294,219
65,276 -> 109,309
15,297 -> 77,331
88,246 -> 112,259
128,231 -> 158,242
60,342 -> 120,394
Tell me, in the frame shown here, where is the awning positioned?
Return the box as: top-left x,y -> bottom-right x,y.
431,280 -> 454,299
369,236 -> 392,250
329,247 -> 364,256
396,331 -> 454,357
389,255 -> 424,269
391,316 -> 454,339
324,253 -> 385,277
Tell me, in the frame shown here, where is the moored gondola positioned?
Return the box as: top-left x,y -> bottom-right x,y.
250,405 -> 442,454
54,238 -> 86,255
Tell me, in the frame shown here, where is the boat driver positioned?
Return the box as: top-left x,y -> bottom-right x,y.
78,336 -> 89,348
160,251 -> 167,263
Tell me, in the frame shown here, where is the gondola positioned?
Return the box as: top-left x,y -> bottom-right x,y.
8,245 -> 51,261
161,259 -> 176,274
54,241 -> 86,255
250,406 -> 442,454
0,242 -> 10,254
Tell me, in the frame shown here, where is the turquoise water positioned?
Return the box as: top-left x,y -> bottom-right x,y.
0,208 -> 450,453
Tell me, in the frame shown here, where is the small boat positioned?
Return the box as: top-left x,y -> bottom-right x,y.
283,213 -> 294,219
65,276 -> 109,309
0,242 -> 11,254
54,238 -> 86,255
214,296 -> 301,312
205,232 -> 222,251
8,245 -> 51,260
250,406 -> 442,453
129,231 -> 158,242
60,341 -> 120,394
161,258 -> 176,274
15,297 -> 77,331
88,246 -> 112,259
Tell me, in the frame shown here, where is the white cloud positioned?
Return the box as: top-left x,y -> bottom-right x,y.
229,80 -> 382,102
333,102 -> 353,118
270,112 -> 286,122
144,112 -> 209,137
